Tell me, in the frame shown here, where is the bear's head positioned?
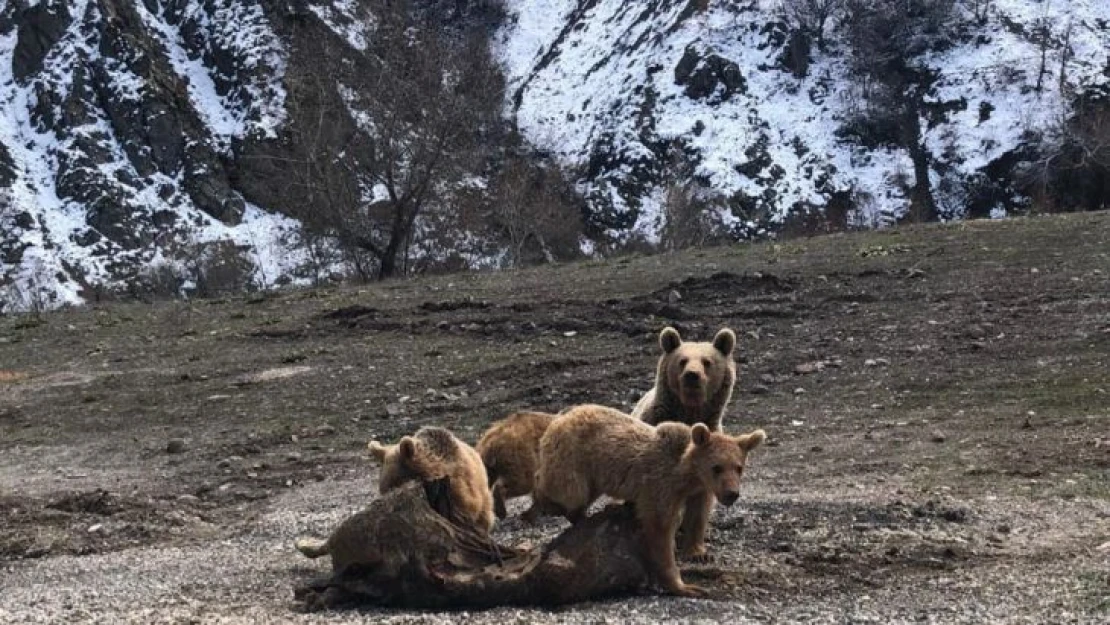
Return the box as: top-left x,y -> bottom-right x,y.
688,423 -> 766,506
367,436 -> 424,492
657,326 -> 737,409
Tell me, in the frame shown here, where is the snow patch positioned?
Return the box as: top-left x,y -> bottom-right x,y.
308,0 -> 373,52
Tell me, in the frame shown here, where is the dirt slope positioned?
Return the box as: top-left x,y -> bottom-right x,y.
1,212 -> 1108,623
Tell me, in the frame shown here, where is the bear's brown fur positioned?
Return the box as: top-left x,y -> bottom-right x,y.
631,326 -> 738,559
367,426 -> 495,533
532,404 -> 765,597
475,411 -> 557,523
632,326 -> 738,430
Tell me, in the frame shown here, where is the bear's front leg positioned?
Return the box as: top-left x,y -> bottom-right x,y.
641,512 -> 707,598
676,491 -> 713,561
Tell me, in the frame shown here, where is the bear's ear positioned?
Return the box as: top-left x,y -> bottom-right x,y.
367,441 -> 389,462
691,423 -> 711,446
735,429 -> 766,451
713,328 -> 736,356
660,327 -> 682,353
399,437 -> 418,461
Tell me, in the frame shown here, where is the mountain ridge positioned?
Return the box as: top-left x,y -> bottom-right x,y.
1,0 -> 1107,311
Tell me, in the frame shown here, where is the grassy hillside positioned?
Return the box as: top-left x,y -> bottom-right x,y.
1,211 -> 1108,623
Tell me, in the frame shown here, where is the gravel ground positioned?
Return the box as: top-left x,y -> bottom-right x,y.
2,464 -> 1107,624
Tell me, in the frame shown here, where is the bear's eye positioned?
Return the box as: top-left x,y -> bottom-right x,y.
712,465 -> 723,475
679,357 -> 689,367
736,464 -> 744,475
702,358 -> 712,369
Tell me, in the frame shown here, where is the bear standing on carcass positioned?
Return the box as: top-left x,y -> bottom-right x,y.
532,404 -> 765,597
631,326 -> 739,559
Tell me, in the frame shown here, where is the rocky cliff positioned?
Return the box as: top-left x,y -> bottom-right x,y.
2,0 -> 1108,311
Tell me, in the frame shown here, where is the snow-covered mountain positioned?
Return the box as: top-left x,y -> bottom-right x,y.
1,0 -> 1108,311
0,0 -> 308,311
497,0 -> 1110,241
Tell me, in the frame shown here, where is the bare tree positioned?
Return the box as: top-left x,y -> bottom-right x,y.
1031,7 -> 1053,93
1058,18 -> 1074,95
968,0 -> 992,25
781,0 -> 844,51
1023,102 -> 1110,211
840,0 -> 958,222
258,0 -> 505,280
488,155 -> 584,266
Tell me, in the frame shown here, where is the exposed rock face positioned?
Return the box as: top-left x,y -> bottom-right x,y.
2,1 -> 1109,310
675,45 -> 746,103
0,0 -> 291,309
0,0 -> 506,311
500,0 -> 1110,242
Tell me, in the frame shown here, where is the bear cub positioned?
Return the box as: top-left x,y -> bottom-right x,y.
632,326 -> 740,559
532,404 -> 765,597
475,411 -> 557,523
366,426 -> 495,533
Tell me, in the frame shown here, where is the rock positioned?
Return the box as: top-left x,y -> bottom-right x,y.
667,289 -> 682,304
760,373 -> 777,385
1095,541 -> 1110,552
316,424 -> 336,436
675,45 -> 747,103
931,432 -> 947,443
166,438 -> 187,454
794,361 -> 824,375
384,404 -> 403,418
13,1 -> 72,80
864,358 -> 890,367
750,384 -> 770,395
793,387 -> 806,395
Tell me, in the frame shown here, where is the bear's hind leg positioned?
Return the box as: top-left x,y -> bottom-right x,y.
520,500 -> 541,525
492,481 -> 508,520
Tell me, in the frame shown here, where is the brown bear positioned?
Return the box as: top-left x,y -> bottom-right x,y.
532,404 -> 765,597
366,426 -> 495,533
631,326 -> 738,560
632,326 -> 738,430
475,411 -> 557,523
